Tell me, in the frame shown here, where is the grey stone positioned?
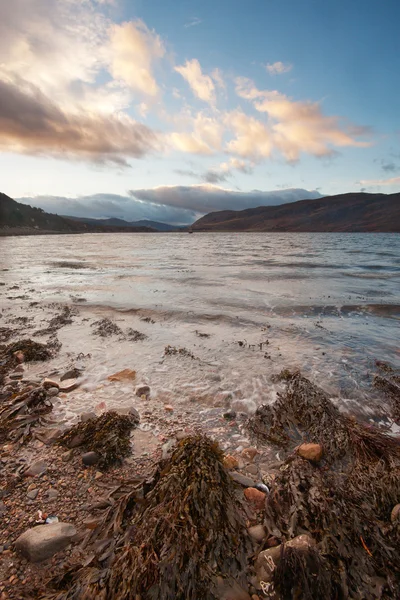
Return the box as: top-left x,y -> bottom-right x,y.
61,450 -> 73,462
46,387 -> 59,398
230,472 -> 256,488
82,452 -> 100,466
61,369 -> 81,382
115,406 -> 140,422
25,460 -> 47,477
15,522 -> 77,562
80,412 -> 96,423
27,489 -> 39,500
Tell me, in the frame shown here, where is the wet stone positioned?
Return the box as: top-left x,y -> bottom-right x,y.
25,460 -> 47,477
230,472 -> 256,488
82,452 -> 100,466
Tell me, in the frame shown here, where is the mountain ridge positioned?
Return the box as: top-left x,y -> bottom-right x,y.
0,193 -> 156,235
192,192 -> 400,232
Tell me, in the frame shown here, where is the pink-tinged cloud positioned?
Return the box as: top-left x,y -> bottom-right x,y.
175,59 -> 216,104
0,79 -> 159,165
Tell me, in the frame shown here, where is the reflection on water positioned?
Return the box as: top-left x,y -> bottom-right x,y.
0,232 -> 399,422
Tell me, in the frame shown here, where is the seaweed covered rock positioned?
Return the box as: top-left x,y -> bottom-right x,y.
248,372 -> 400,599
43,436 -> 253,600
58,411 -> 139,469
0,386 -> 53,445
0,338 -> 51,386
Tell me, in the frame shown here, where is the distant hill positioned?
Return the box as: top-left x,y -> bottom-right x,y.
192,193 -> 400,232
66,215 -> 183,232
0,193 -> 155,235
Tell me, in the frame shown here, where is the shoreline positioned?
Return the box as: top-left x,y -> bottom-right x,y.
1,294 -> 399,598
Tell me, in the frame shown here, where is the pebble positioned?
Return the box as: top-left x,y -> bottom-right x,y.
164,405 -> 174,412
61,450 -> 74,462
391,503 -> 400,523
27,489 -> 39,500
297,443 -> 323,462
223,410 -> 237,420
248,524 -> 266,542
230,472 -> 256,488
24,460 -> 48,477
244,488 -> 266,511
242,447 -> 258,462
42,379 -> 60,390
223,455 -> 239,470
82,452 -> 100,466
46,387 -> 59,397
135,384 -> 150,397
94,471 -> 103,480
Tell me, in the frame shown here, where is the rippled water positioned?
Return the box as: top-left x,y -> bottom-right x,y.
1,232 -> 399,427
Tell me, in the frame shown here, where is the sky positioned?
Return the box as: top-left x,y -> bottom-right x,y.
1,0 -> 399,224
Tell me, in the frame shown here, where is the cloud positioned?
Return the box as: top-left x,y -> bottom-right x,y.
234,78 -> 371,161
17,193 -> 197,225
0,78 -> 159,164
169,113 -> 223,154
202,171 -> 229,184
108,20 -> 165,97
224,110 -> 273,160
128,185 -> 322,214
265,61 -> 293,75
211,68 -> 225,89
175,59 -> 216,104
359,176 -> 400,187
184,17 -> 202,28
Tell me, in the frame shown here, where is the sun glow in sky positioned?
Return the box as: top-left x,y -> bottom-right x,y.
1,0 -> 399,223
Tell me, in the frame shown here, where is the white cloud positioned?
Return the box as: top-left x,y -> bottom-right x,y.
234,77 -> 371,161
184,17 -> 202,28
108,20 -> 165,97
265,61 -> 293,75
175,59 -> 216,104
169,113 -> 223,154
128,185 -> 322,214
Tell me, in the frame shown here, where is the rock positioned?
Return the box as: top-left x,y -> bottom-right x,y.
68,433 -> 85,448
246,464 -> 258,476
115,406 -> 140,422
242,447 -> 258,462
61,450 -> 73,462
286,534 -> 316,552
14,351 -> 25,363
42,379 -> 60,390
59,380 -> 81,393
9,373 -> 23,380
135,384 -> 150,397
27,489 -> 39,500
297,443 -> 323,462
230,472 -> 256,488
36,427 -> 63,445
92,498 -> 112,509
0,501 -> 6,516
108,369 -> 136,382
46,488 -> 59,500
255,546 -> 281,585
25,460 -> 47,477
244,488 -> 266,511
94,471 -> 103,480
15,522 -> 77,563
223,410 -> 237,420
46,387 -> 59,397
248,524 -> 266,543
82,452 -> 100,466
80,412 -> 97,423
390,504 -> 400,523
164,404 -> 174,412
223,455 -> 239,470
83,517 -> 100,530
60,368 -> 82,381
